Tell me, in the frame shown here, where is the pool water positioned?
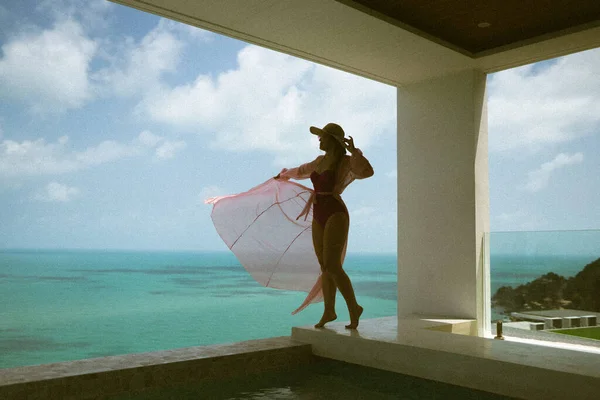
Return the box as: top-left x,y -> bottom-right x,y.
113,358 -> 515,400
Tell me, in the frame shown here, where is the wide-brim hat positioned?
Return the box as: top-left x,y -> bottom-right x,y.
309,122 -> 346,147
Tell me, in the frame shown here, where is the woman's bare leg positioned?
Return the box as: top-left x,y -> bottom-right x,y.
312,218 -> 338,328
323,212 -> 363,329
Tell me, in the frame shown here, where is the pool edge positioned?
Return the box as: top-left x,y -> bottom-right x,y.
0,336 -> 313,400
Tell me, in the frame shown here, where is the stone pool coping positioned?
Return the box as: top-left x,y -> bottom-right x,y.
0,336 -> 313,400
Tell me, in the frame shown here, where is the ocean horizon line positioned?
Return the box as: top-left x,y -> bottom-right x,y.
1,247 -> 597,258
0,247 -> 399,256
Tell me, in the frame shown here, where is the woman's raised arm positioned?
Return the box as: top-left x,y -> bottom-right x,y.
277,156 -> 322,180
348,148 -> 374,179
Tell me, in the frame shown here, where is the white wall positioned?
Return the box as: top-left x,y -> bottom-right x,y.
396,69 -> 489,321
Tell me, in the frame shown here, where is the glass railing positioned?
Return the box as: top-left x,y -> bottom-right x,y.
489,230 -> 600,345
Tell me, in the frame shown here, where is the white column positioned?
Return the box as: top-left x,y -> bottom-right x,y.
396,70 -> 489,326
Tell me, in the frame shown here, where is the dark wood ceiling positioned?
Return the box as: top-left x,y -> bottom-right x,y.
335,0 -> 600,56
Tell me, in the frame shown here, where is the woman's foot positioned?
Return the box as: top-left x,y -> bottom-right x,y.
345,305 -> 363,329
314,312 -> 337,328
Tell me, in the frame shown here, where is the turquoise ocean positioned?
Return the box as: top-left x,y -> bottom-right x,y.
1,249 -> 596,369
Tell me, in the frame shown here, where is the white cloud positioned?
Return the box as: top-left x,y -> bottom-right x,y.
491,210 -> 544,231
34,181 -> 80,202
1,136 -> 79,176
0,4 -> 192,113
156,19 -> 215,42
199,185 -> 225,202
385,170 -> 397,178
0,131 -> 180,178
0,19 -> 97,113
0,4 -> 8,20
349,204 -> 396,226
36,0 -> 113,32
74,139 -> 140,166
351,206 -> 376,218
138,130 -> 163,147
524,152 -> 583,192
488,48 -> 600,152
348,206 -> 397,246
155,140 -> 187,160
136,130 -> 187,159
138,45 -> 396,165
95,19 -> 185,97
493,210 -> 528,224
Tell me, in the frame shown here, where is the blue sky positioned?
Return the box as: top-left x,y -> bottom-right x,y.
0,1 -> 598,253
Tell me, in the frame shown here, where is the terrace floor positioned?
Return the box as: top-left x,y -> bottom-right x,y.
292,315 -> 600,399
2,315 -> 599,399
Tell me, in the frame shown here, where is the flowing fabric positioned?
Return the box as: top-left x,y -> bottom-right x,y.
206,179 -> 324,314
205,149 -> 374,314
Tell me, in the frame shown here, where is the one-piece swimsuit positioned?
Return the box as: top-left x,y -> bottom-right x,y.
310,169 -> 348,227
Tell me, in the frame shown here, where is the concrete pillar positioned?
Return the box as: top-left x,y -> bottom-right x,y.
396,70 -> 489,332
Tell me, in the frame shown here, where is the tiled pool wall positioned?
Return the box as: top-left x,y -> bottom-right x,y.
0,336 -> 313,400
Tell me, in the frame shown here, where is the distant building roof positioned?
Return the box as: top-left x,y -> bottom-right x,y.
518,309 -> 600,318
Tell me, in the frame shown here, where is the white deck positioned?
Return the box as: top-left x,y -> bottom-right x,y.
292,316 -> 600,399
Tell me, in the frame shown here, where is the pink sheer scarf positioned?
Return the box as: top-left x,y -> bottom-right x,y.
205,149 -> 373,314
205,178 -> 326,314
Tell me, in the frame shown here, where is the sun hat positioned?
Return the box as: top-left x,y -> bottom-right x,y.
309,123 -> 346,148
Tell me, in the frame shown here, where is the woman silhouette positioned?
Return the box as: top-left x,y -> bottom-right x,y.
276,123 -> 374,329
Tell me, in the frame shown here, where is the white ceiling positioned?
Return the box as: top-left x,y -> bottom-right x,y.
110,0 -> 600,86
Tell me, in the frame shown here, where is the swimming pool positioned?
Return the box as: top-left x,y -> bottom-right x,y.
111,358 -> 514,400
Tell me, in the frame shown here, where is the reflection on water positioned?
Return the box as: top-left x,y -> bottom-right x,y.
114,359 -> 511,400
